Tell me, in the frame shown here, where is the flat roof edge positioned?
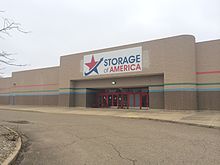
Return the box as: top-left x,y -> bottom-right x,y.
12,66 -> 60,75
61,34 -> 195,58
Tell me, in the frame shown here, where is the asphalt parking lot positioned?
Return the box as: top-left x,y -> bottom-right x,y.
0,109 -> 220,165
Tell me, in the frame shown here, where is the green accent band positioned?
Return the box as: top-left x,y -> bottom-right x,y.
13,89 -> 59,93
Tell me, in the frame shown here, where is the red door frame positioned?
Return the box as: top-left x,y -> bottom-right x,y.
97,91 -> 149,110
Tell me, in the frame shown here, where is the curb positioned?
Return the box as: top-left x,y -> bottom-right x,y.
126,117 -> 220,129
0,108 -> 46,114
2,126 -> 22,165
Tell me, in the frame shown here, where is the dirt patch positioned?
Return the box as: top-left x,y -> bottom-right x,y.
2,131 -> 19,141
0,126 -> 19,164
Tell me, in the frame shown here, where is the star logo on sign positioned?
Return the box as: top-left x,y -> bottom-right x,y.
85,55 -> 99,74
85,55 -> 97,70
84,55 -> 104,76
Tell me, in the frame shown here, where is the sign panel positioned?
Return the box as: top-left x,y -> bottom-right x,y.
83,47 -> 142,77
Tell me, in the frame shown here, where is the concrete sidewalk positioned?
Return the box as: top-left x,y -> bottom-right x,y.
0,105 -> 220,129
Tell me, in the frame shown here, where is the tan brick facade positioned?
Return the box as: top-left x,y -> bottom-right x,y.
0,35 -> 219,110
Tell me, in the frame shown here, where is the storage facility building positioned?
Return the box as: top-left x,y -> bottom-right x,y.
0,35 -> 219,110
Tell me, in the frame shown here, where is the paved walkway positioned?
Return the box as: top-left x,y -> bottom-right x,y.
0,105 -> 219,128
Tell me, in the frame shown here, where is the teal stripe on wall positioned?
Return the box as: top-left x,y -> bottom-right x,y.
1,88 -> 220,97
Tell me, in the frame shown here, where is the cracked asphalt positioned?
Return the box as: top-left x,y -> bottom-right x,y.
0,109 -> 220,165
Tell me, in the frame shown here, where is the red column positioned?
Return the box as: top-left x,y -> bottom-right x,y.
106,94 -> 108,108
112,94 -> 113,107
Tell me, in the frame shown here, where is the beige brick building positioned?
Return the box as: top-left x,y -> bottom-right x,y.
0,35 -> 219,110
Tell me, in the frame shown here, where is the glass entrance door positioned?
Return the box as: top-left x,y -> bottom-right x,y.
97,90 -> 149,110
135,94 -> 140,108
108,94 -> 113,106
113,94 -> 118,106
129,94 -> 134,108
117,94 -> 128,109
122,94 -> 128,109
102,95 -> 108,107
118,94 -> 122,108
141,93 -> 149,109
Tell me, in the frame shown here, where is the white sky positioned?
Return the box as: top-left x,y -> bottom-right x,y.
0,0 -> 220,77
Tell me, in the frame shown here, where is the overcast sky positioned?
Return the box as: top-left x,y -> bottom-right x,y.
0,0 -> 220,77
